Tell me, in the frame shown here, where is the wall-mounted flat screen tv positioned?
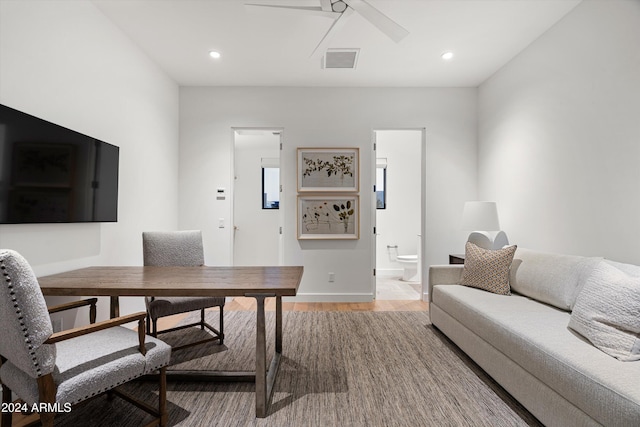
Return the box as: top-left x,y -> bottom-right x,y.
0,104 -> 119,224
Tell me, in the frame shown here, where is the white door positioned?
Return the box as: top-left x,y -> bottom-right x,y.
232,129 -> 282,266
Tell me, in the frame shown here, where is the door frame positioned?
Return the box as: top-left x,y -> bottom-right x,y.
372,128 -> 427,301
230,127 -> 284,266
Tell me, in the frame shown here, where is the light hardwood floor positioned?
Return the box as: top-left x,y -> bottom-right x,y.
155,297 -> 428,330
227,296 -> 428,311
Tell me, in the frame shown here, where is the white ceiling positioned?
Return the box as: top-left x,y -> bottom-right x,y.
92,0 -> 582,87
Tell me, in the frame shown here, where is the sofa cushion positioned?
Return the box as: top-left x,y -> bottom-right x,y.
432,284 -> 640,426
568,262 -> 640,361
509,248 -> 600,311
460,243 -> 516,295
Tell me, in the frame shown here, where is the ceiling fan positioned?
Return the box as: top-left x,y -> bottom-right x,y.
245,0 -> 409,57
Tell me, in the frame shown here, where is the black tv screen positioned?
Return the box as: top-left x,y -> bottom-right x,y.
0,104 -> 119,224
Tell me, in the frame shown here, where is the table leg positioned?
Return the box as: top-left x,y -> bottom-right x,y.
254,295 -> 268,417
245,292 -> 280,418
147,292 -> 283,419
276,296 -> 282,353
110,296 -> 120,319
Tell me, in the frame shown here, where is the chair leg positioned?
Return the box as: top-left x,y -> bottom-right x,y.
2,381 -> 12,427
158,367 -> 167,427
36,374 -> 56,427
200,309 -> 205,331
152,318 -> 159,338
146,313 -> 151,335
219,305 -> 224,345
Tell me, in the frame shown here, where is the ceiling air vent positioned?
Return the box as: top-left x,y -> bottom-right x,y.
323,49 -> 359,69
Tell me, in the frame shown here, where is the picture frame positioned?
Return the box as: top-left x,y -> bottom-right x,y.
298,195 -> 359,240
297,148 -> 359,192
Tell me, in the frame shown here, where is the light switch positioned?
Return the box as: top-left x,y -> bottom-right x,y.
216,188 -> 226,200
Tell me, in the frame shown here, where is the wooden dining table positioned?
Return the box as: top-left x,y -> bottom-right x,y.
38,265 -> 304,418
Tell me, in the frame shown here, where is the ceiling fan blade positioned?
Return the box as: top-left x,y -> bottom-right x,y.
244,3 -> 339,19
319,0 -> 333,12
342,0 -> 409,43
310,7 -> 354,58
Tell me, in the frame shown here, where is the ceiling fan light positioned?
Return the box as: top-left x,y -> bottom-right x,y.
441,51 -> 454,60
332,1 -> 347,13
209,51 -> 221,59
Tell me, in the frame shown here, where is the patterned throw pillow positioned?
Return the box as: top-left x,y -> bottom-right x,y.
460,242 -> 517,295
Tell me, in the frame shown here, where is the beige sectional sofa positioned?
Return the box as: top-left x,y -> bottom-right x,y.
428,247 -> 640,427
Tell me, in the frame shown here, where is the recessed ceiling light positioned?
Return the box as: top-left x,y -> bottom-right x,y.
441,51 -> 454,60
209,51 -> 221,59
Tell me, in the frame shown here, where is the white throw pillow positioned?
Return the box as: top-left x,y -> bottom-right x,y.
568,261 -> 640,361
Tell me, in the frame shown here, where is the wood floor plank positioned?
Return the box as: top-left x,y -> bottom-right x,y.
139,297 -> 429,338
224,297 -> 428,312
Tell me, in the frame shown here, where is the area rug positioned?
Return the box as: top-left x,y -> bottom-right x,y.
50,311 -> 541,426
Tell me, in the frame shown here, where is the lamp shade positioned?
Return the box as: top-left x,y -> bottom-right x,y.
462,201 -> 500,231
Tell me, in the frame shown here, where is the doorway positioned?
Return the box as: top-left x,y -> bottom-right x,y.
232,128 -> 283,266
373,129 -> 425,300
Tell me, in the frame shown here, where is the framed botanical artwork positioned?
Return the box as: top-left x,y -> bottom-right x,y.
298,195 -> 359,240
297,148 -> 359,192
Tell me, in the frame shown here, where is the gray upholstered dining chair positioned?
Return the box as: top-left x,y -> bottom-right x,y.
142,230 -> 225,349
0,249 -> 171,427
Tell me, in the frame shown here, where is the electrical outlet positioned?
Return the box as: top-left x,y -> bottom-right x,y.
328,272 -> 335,282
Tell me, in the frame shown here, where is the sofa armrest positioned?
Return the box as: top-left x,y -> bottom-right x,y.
428,265 -> 464,303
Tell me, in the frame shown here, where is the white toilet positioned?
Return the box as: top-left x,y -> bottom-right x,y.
396,254 -> 418,281
387,234 -> 422,282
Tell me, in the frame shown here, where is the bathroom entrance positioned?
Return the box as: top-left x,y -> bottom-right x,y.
373,129 -> 425,301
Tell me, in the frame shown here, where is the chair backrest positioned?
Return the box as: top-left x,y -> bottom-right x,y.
0,250 -> 56,378
142,230 -> 205,267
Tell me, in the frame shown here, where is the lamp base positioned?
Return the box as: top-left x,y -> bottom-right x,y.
467,230 -> 509,250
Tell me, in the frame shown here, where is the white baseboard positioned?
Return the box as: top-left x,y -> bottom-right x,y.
284,293 -> 374,303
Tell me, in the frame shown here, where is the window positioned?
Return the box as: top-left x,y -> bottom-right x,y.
262,167 -> 279,209
376,159 -> 387,209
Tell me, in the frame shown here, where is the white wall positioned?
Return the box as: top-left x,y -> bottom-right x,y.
478,0 -> 640,264
375,130 -> 422,274
0,0 -> 179,320
179,87 -> 477,301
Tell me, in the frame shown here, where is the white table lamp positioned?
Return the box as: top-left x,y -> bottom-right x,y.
462,201 -> 509,250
